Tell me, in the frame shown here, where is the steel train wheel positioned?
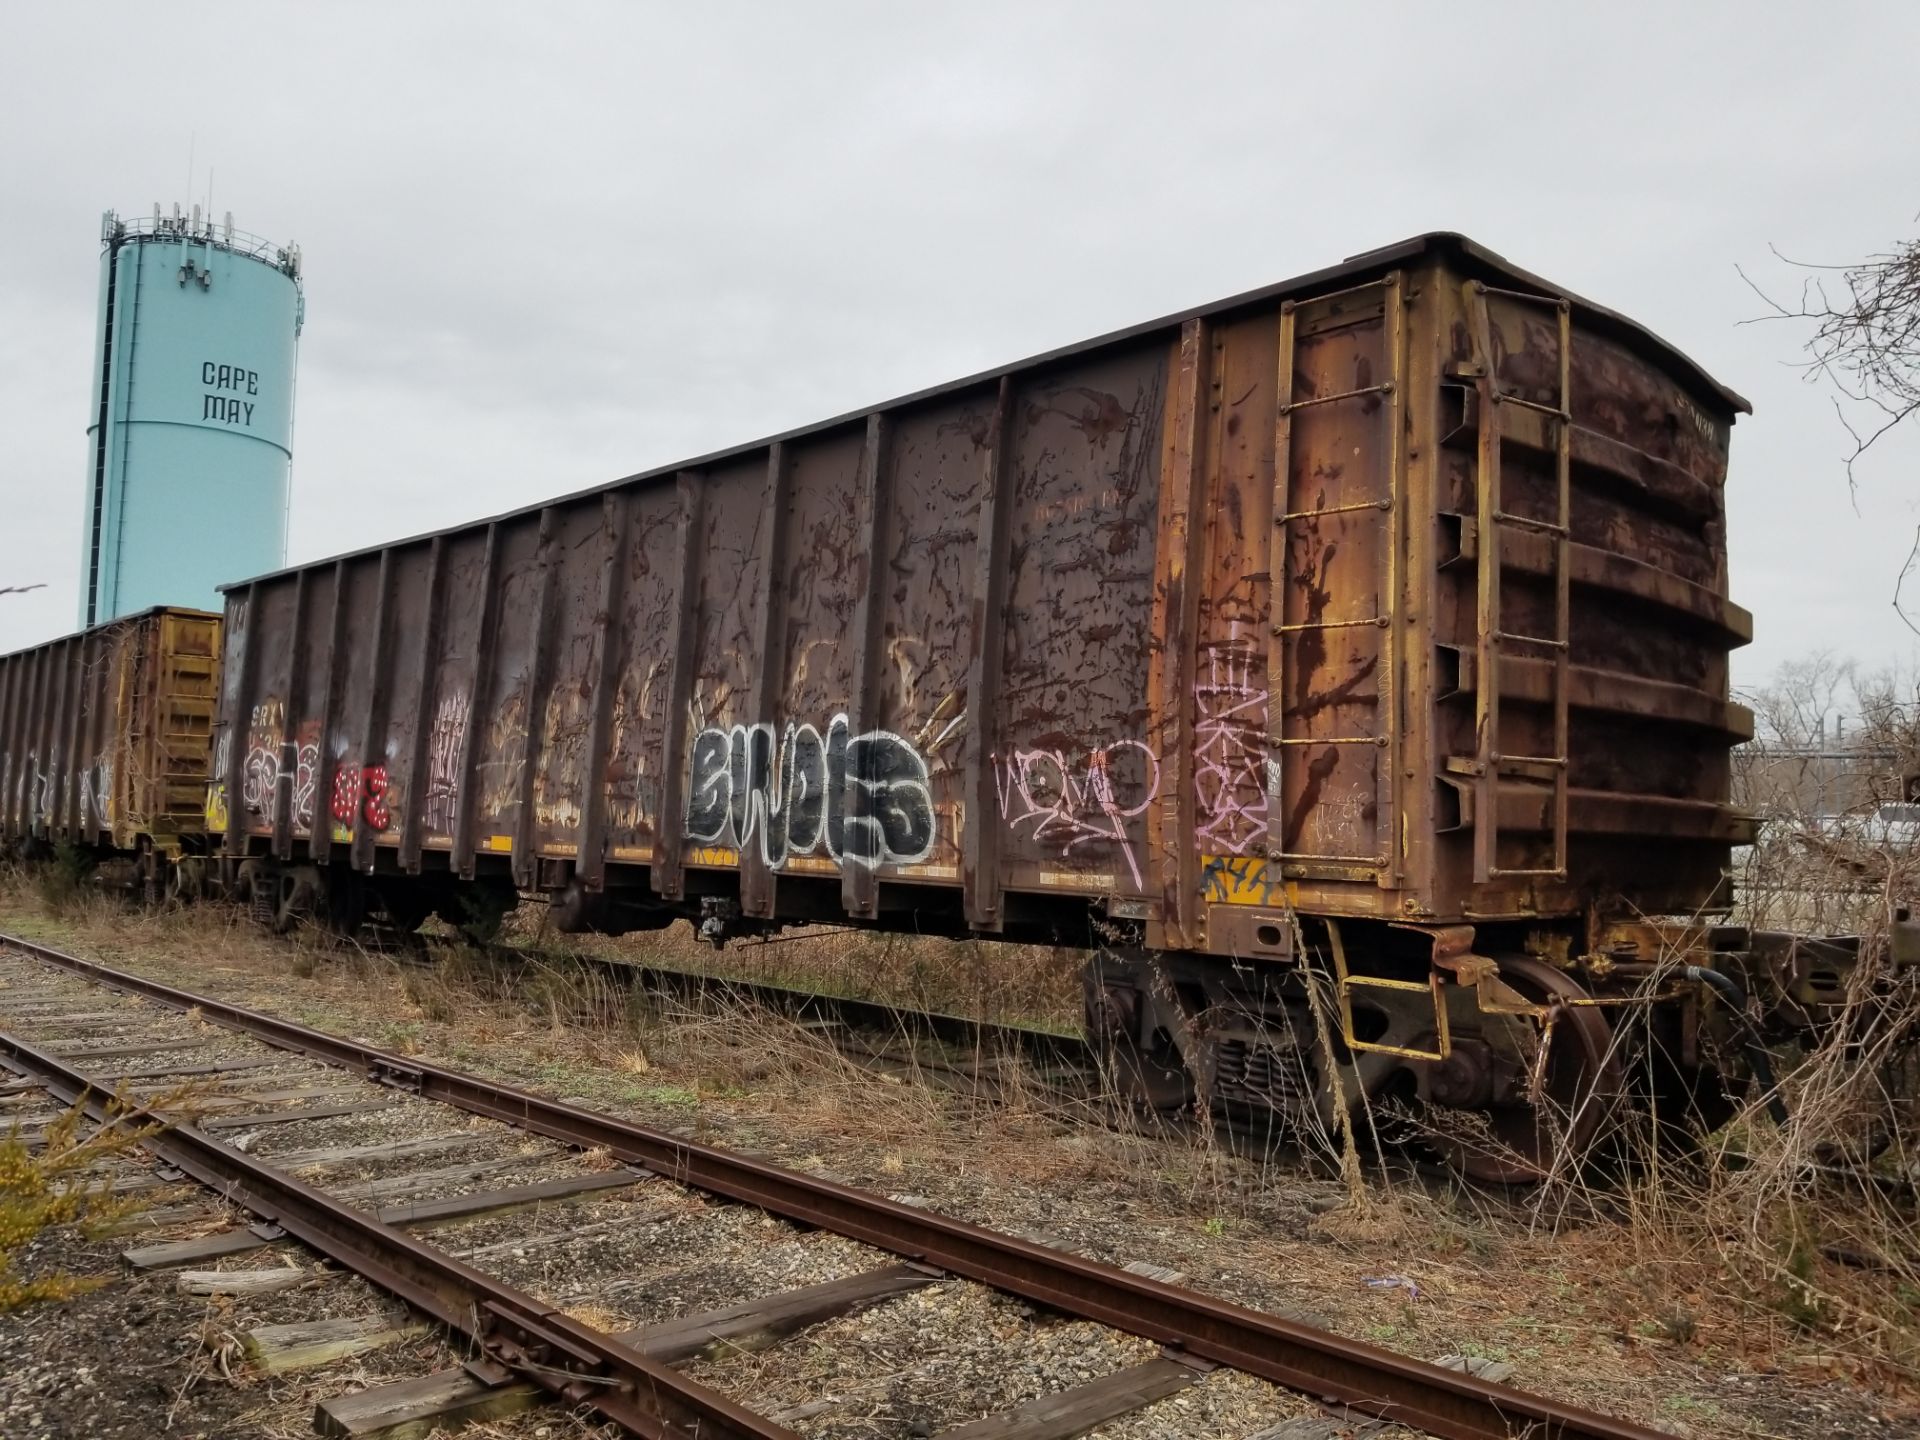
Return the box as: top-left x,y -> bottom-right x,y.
1426,956 -> 1623,1185
1082,960 -> 1196,1116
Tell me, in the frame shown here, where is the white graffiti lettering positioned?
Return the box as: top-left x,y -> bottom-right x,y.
993,739 -> 1159,889
424,692 -> 468,833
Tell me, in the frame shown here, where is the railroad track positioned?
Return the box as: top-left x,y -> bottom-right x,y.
0,930 -> 1667,1440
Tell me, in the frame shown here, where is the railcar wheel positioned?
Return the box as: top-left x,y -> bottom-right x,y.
1083,965 -> 1194,1116
273,867 -> 319,934
168,857 -> 206,905
1104,1031 -> 1195,1115
1424,956 -> 1622,1185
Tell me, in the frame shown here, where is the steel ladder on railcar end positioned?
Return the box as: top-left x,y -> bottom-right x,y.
1267,274 -> 1404,885
1271,275 -> 1441,1060
1458,281 -> 1573,887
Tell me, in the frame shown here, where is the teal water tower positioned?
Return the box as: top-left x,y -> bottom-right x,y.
78,205 -> 304,625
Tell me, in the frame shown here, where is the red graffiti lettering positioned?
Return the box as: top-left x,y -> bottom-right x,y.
329,763 -> 392,833
330,766 -> 360,825
361,765 -> 391,831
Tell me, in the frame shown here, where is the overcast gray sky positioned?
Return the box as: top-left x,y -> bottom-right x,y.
3,2 -> 1916,689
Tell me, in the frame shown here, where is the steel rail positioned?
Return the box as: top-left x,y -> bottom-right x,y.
0,930 -> 1668,1440
0,1024 -> 793,1440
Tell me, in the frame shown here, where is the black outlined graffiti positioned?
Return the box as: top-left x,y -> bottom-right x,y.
686,714 -> 935,869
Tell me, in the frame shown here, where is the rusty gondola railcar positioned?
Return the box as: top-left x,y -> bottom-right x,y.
211,233 -> 1771,1178
0,606 -> 221,895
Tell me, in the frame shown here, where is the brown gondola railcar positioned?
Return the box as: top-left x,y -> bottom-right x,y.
210,233 -> 1767,1176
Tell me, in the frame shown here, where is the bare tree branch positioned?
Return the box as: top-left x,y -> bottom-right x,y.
1896,528 -> 1920,640
1742,236 -> 1920,630
0,584 -> 46,597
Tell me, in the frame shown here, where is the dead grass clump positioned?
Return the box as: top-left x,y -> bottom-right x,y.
33,844 -> 96,914
1668,659 -> 1920,1375
1601,955 -> 1920,1375
1312,1187 -> 1467,1251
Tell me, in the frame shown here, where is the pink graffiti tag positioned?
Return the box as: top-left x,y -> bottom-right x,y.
1193,626 -> 1268,854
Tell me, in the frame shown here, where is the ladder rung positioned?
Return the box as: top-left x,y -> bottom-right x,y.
1340,975 -> 1431,994
1268,850 -> 1386,866
1274,615 -> 1389,635
1476,284 -> 1571,312
1280,382 -> 1393,415
1492,630 -> 1568,651
1487,867 -> 1570,879
1492,510 -> 1568,537
1490,391 -> 1569,421
1494,754 -> 1568,769
1278,499 -> 1391,524
1277,735 -> 1386,748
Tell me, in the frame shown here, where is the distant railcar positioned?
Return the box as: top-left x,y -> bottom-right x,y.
0,606 -> 220,896
210,233 -> 1800,1178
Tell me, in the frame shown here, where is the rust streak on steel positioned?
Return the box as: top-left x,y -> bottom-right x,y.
452,526 -> 503,880
1145,317 -> 1209,951
842,413 -> 891,922
222,582 -> 259,857
511,510 -> 562,889
400,537 -> 450,874
46,635 -> 73,839
650,471 -> 705,903
351,549 -> 397,875
307,561 -> 349,865
66,629 -> 93,845
272,568 -> 311,863
0,930 -> 1672,1440
740,443 -> 791,920
578,492 -> 632,892
0,1018 -> 794,1440
59,630 -> 85,836
961,377 -> 1015,930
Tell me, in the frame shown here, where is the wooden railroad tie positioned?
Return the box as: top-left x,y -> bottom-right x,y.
245,1314 -> 431,1374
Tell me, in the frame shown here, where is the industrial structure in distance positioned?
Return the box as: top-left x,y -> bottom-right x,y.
77,204 -> 303,626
